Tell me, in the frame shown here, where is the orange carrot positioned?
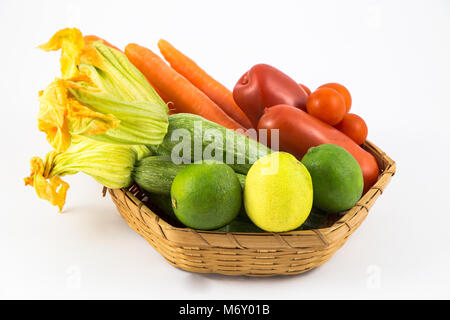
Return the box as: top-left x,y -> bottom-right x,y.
157,39 -> 253,129
84,35 -> 122,52
125,43 -> 245,131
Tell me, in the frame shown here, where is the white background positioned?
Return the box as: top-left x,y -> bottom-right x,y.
1,0 -> 449,299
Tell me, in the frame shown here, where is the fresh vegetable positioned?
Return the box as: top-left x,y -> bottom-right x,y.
133,155 -> 246,194
233,64 -> 309,127
257,105 -> 379,192
157,39 -> 253,129
301,144 -> 363,213
335,113 -> 368,145
133,156 -> 187,195
171,160 -> 242,230
306,87 -> 346,126
28,28 -> 384,235
244,152 -> 313,232
25,136 -> 150,211
37,28 -> 169,152
299,83 -> 311,95
319,82 -> 352,112
152,113 -> 272,175
124,43 -> 245,131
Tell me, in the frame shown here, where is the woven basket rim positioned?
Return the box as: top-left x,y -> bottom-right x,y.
114,140 -> 395,239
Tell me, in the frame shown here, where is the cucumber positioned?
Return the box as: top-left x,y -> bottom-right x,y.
151,113 -> 272,175
132,155 -> 246,195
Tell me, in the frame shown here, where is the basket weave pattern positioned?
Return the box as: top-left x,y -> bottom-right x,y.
109,141 -> 395,276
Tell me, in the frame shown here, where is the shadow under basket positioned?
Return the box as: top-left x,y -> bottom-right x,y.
109,141 -> 395,277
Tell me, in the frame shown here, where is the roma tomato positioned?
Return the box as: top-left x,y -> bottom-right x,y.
233,64 -> 309,127
319,82 -> 352,112
306,87 -> 346,126
257,105 -> 379,192
335,113 -> 368,145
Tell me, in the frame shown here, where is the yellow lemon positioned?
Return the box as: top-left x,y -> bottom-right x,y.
244,152 -> 313,232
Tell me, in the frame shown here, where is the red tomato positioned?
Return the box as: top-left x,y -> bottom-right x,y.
335,113 -> 368,145
319,83 -> 352,112
299,83 -> 311,95
233,64 -> 309,127
306,87 -> 346,126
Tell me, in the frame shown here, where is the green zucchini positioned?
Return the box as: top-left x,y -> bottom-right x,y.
151,113 -> 272,175
132,155 -> 246,195
132,156 -> 182,195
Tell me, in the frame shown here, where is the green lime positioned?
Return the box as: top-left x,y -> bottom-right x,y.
170,160 -> 242,230
301,144 -> 363,213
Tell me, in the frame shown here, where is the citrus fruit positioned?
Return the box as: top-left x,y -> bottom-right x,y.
244,152 -> 313,232
301,144 -> 363,213
170,160 -> 242,230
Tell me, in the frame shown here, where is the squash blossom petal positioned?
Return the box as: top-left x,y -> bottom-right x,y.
38,79 -> 120,152
24,136 -> 151,211
37,28 -> 169,151
38,28 -> 85,79
24,155 -> 69,212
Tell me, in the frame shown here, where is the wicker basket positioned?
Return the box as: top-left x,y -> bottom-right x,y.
109,141 -> 395,277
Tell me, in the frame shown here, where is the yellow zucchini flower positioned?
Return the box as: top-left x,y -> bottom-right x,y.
25,136 -> 151,211
37,28 -> 169,152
